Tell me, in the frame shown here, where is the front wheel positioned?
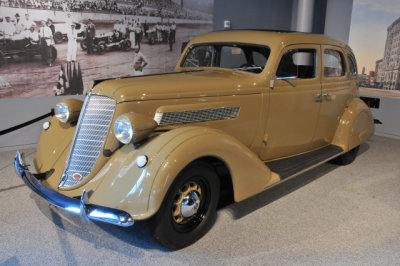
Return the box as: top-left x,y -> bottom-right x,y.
331,145 -> 360,165
149,160 -> 220,250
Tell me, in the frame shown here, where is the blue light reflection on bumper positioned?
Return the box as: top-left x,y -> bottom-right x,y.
89,209 -> 119,220
14,151 -> 134,227
65,206 -> 81,214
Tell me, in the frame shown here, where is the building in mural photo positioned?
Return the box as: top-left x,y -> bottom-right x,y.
378,17 -> 400,90
349,0 -> 400,94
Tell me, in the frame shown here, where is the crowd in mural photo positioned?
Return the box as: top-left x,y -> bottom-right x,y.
0,0 -> 213,98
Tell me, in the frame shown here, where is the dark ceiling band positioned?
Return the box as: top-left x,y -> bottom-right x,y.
0,109 -> 54,136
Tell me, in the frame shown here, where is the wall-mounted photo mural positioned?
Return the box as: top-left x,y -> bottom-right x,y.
0,0 -> 213,98
349,0 -> 400,97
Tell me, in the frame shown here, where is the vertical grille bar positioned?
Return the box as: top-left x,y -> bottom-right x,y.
59,95 -> 116,189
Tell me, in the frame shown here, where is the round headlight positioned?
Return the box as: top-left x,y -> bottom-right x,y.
114,115 -> 133,144
55,102 -> 69,123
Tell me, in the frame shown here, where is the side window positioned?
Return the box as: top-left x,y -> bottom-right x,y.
324,49 -> 345,77
347,55 -> 358,76
276,49 -> 316,79
252,51 -> 267,68
220,46 -> 246,69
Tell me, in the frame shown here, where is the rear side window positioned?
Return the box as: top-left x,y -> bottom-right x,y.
347,55 -> 358,76
324,49 -> 345,77
276,49 -> 316,79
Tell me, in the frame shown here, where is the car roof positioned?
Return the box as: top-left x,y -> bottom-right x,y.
190,30 -> 351,51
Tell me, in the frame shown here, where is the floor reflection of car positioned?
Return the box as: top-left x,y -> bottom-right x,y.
53,22 -> 86,43
0,34 -> 57,66
81,30 -> 131,54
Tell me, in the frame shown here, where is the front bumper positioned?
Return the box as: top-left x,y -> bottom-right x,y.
14,151 -> 134,227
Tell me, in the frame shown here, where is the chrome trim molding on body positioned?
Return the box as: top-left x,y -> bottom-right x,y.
154,106 -> 241,125
59,94 -> 116,189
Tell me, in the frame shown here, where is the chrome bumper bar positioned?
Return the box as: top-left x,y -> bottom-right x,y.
14,151 -> 134,227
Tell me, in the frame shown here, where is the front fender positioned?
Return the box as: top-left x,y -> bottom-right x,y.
331,98 -> 374,151
89,127 -> 277,220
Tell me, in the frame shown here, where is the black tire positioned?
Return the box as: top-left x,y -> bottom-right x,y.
80,39 -> 87,50
49,46 -> 57,63
0,51 -> 4,66
149,36 -> 154,45
54,32 -> 63,44
149,160 -> 220,250
331,145 -> 360,165
96,43 -> 106,55
41,45 -> 57,65
124,40 -> 131,51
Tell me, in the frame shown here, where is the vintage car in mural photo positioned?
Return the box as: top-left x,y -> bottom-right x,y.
15,30 -> 374,250
81,30 -> 131,55
0,34 -> 57,66
53,22 -> 86,44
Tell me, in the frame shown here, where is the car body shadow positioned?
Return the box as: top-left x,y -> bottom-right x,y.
222,142 -> 370,220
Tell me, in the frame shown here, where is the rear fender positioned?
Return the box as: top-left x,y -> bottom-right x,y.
331,98 -> 374,151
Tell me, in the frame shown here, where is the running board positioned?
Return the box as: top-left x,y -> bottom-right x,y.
265,145 -> 344,182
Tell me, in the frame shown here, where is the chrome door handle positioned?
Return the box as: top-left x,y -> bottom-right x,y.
316,93 -> 332,98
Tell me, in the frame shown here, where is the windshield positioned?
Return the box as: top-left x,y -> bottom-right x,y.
181,43 -> 270,74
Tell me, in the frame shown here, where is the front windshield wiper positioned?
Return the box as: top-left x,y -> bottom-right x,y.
185,59 -> 199,68
233,66 -> 264,72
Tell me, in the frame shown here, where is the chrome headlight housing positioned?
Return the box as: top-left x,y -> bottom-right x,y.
55,102 -> 69,123
113,115 -> 133,144
113,113 -> 158,144
54,99 -> 83,124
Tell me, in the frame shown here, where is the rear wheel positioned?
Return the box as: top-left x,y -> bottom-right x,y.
80,39 -> 87,50
54,32 -> 63,43
96,42 -> 106,55
149,160 -> 220,250
331,145 -> 360,165
149,35 -> 155,45
123,40 -> 131,51
0,51 -> 4,66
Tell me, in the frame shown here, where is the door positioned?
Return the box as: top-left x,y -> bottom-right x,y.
261,45 -> 322,160
313,46 -> 354,146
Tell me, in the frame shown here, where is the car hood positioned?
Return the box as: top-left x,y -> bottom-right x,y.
91,69 -> 266,103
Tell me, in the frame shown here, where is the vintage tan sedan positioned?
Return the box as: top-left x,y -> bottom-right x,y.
15,30 -> 374,249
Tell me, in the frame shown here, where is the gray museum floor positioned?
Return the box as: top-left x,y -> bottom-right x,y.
1,135 -> 399,265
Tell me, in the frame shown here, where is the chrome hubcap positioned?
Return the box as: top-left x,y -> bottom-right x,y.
172,181 -> 202,224
181,191 -> 201,218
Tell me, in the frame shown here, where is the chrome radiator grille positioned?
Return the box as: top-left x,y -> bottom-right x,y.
59,94 -> 116,188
